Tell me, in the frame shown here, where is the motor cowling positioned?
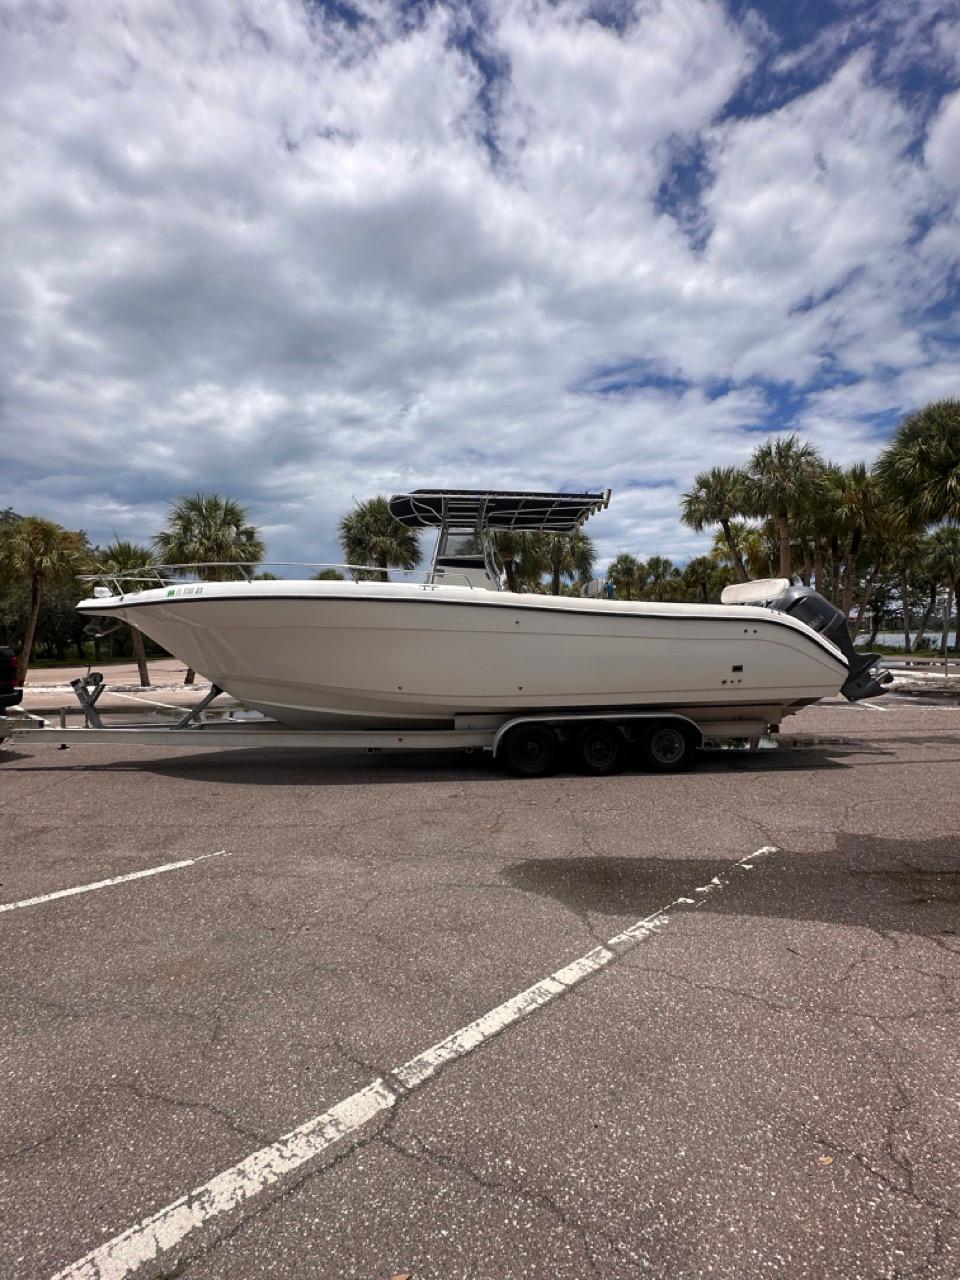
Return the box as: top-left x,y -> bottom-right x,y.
766,584 -> 890,701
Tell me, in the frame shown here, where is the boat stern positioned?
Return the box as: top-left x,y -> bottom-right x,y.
721,579 -> 893,702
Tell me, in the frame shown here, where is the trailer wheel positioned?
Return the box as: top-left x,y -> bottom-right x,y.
638,722 -> 695,772
499,724 -> 559,777
575,724 -> 625,775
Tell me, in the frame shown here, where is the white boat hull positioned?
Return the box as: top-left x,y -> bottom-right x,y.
78,582 -> 850,729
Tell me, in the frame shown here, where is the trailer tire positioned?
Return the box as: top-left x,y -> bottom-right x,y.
638,722 -> 696,772
499,724 -> 560,777
574,723 -> 626,775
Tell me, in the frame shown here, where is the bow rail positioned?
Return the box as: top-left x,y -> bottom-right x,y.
78,563 -> 476,595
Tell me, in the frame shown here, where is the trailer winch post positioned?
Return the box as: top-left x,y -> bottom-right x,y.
70,674 -> 107,728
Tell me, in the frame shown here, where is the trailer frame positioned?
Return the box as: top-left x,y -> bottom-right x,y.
0,674 -> 776,776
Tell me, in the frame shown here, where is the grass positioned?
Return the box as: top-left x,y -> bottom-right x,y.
856,641 -> 957,656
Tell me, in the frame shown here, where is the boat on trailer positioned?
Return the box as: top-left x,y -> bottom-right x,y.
3,486 -> 885,775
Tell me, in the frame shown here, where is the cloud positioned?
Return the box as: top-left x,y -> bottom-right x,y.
926,88 -> 960,190
1,0 -> 958,569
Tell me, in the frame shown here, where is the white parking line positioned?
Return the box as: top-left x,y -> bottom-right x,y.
51,845 -> 777,1280
0,851 -> 228,915
106,690 -> 189,711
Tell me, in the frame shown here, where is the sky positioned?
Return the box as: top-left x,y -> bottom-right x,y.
2,0 -> 959,570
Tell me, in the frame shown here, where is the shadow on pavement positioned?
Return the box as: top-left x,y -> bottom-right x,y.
504,835 -> 960,940
0,739 -> 906,783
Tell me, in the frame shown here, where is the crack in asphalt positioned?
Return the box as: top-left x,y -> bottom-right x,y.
632,959 -> 959,1028
798,1016 -> 958,1230
629,964 -> 793,1015
107,1081 -> 269,1147
0,1127 -> 79,1166
803,1118 -> 956,1224
377,1130 -> 649,1279
903,1221 -> 949,1279
157,1108 -> 402,1279
330,1034 -> 391,1081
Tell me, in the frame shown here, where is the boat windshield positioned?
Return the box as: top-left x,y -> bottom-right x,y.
438,529 -> 483,557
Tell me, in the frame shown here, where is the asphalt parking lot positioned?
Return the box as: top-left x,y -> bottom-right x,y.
2,696 -> 959,1280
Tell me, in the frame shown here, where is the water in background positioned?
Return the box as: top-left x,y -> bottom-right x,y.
871,631 -> 957,649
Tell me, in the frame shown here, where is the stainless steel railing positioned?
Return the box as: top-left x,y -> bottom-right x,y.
78,562 -> 478,595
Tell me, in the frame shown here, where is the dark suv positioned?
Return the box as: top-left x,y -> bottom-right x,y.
0,646 -> 23,711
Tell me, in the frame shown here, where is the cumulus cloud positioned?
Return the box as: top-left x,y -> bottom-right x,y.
1,0 -> 958,567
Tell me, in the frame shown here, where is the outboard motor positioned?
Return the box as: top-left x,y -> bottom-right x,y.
721,578 -> 892,701
768,584 -> 891,701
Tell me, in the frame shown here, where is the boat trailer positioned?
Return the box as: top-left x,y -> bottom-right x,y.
0,673 -> 777,776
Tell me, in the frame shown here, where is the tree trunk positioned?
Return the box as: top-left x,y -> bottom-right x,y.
800,542 -> 811,587
129,625 -> 150,687
867,607 -> 882,648
503,561 -> 518,593
16,573 -> 43,684
840,528 -> 862,620
184,667 -> 196,685
915,584 -> 938,651
813,533 -> 824,595
900,570 -> 912,652
721,519 -> 747,582
551,565 -> 561,595
851,564 -> 880,639
777,514 -> 791,579
830,535 -> 841,604
940,581 -> 954,657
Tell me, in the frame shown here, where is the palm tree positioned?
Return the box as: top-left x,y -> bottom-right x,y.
154,494 -> 266,579
338,497 -> 421,582
806,464 -> 843,602
682,555 -> 731,603
680,467 -> 749,582
809,506 -> 831,595
913,551 -> 944,651
925,525 -> 960,656
710,522 -> 775,579
790,510 -> 813,586
887,533 -> 925,652
876,399 -> 960,528
155,493 -> 266,682
606,552 -> 644,600
99,539 -> 155,686
312,568 -> 345,581
488,530 -> 546,593
830,463 -> 883,624
848,514 -> 896,639
643,555 -> 680,601
859,575 -> 894,649
538,531 -> 597,596
0,517 -> 88,682
744,436 -> 825,578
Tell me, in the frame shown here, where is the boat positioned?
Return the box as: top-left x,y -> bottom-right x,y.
76,488 -> 888,731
